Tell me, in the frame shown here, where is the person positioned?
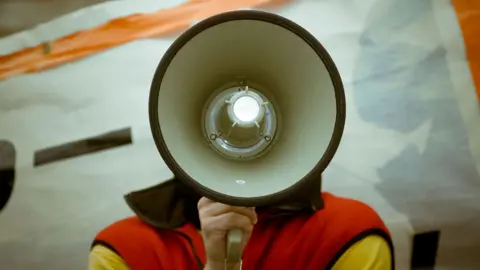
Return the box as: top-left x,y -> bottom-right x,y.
88,180 -> 394,270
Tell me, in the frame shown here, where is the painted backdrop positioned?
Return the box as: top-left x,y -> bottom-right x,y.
0,0 -> 479,269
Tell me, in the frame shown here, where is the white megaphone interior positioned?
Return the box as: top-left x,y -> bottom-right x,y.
157,19 -> 337,199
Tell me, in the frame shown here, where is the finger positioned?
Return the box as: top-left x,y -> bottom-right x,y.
197,197 -> 257,224
197,196 -> 216,209
201,204 -> 257,224
204,212 -> 255,233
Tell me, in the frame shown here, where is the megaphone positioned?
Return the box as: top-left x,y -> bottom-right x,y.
149,10 -> 345,266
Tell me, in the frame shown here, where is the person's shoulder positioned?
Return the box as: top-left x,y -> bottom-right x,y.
315,193 -> 391,248
93,216 -> 163,258
321,193 -> 393,269
92,217 -> 172,270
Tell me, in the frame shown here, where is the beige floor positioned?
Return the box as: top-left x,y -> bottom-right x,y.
0,0 -> 107,37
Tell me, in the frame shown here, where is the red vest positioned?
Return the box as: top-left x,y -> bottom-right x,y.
93,193 -> 393,270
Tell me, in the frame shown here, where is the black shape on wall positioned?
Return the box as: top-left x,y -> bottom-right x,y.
34,127 -> 132,167
411,230 -> 440,270
0,140 -> 16,213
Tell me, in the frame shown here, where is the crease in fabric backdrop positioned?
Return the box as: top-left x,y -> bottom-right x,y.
0,0 -> 289,82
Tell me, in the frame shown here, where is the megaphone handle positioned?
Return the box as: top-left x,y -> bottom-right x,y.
226,229 -> 243,266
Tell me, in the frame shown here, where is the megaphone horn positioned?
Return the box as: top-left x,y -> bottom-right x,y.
149,9 -> 346,267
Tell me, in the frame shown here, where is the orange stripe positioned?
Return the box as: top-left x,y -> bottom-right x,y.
0,0 -> 289,82
451,0 -> 480,101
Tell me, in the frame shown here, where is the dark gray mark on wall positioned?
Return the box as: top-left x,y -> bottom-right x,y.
411,231 -> 440,270
0,140 -> 15,213
34,127 -> 133,167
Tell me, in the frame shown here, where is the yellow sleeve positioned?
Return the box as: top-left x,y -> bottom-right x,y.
331,235 -> 392,270
88,244 -> 131,270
